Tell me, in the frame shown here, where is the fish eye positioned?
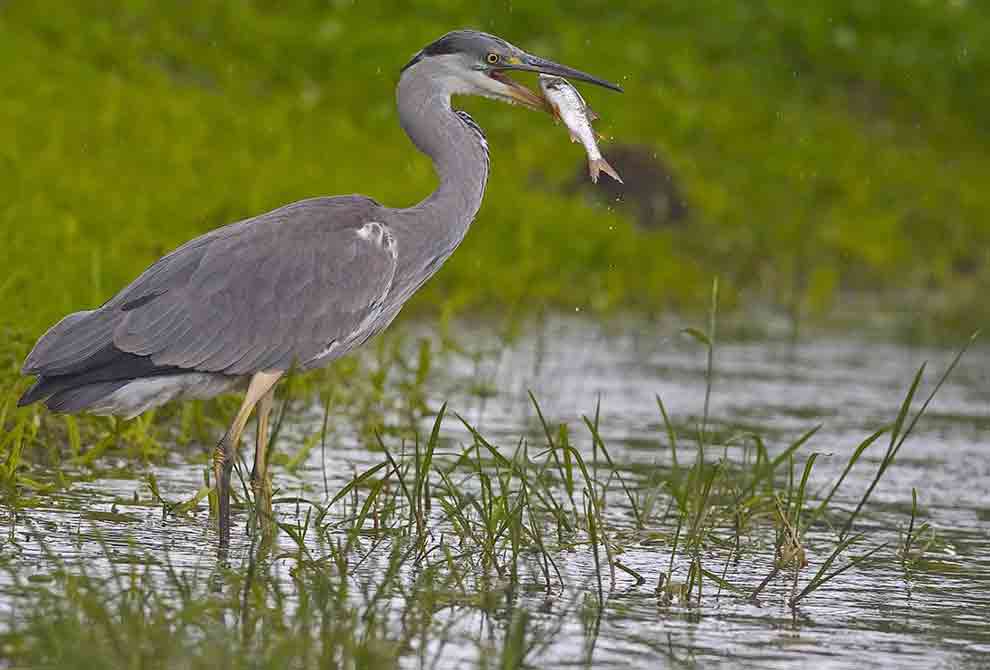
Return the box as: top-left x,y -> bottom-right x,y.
486,53 -> 499,65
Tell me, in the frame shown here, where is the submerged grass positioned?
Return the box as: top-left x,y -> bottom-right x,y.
0,295 -> 975,667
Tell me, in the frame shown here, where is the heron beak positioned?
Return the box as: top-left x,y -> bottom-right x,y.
491,53 -> 622,112
515,54 -> 623,92
489,70 -> 551,111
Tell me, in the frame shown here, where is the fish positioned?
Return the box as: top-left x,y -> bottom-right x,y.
538,74 -> 622,184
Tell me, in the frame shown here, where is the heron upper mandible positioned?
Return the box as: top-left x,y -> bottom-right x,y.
17,30 -> 622,543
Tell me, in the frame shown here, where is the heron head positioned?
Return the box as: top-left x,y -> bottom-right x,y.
401,30 -> 622,110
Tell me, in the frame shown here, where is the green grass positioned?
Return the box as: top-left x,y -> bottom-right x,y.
2,0 -> 990,357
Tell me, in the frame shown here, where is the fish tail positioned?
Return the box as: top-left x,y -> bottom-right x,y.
590,158 -> 623,184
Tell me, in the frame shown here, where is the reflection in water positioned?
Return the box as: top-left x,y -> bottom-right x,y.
2,316 -> 989,668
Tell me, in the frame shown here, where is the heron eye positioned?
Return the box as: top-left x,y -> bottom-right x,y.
486,53 -> 499,65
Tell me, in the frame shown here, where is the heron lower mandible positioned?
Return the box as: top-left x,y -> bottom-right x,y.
17,30 -> 622,544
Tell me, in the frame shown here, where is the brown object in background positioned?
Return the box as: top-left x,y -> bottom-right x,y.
565,143 -> 689,230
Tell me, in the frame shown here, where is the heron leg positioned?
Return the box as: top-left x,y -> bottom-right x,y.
213,371 -> 283,545
250,385 -> 277,530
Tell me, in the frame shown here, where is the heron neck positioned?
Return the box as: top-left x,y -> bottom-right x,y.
392,67 -> 489,274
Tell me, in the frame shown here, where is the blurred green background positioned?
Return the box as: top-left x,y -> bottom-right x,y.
2,0 -> 989,350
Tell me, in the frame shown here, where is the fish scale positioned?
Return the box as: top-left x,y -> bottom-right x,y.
538,74 -> 622,184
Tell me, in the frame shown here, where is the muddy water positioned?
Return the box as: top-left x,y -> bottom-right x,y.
3,316 -> 989,668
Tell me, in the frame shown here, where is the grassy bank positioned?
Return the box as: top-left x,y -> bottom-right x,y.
2,1 -> 990,349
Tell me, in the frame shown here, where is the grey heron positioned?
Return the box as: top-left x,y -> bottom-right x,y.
17,30 -> 622,543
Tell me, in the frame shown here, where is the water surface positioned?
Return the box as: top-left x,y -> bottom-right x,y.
3,316 -> 989,668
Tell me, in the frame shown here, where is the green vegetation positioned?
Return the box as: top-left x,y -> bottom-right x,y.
2,0 -> 990,355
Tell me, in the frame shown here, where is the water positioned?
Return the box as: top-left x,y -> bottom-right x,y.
3,316 -> 989,668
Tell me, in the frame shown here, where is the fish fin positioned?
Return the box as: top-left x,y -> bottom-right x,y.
591,158 -> 623,184
569,133 -> 579,143
587,107 -> 600,122
588,160 -> 600,184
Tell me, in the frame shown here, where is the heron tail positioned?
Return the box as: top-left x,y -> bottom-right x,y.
18,344 -> 182,412
20,379 -> 130,414
18,378 -> 51,407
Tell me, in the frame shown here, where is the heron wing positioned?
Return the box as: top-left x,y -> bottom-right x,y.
115,196 -> 397,375
26,196 -> 397,378
21,229 -> 219,377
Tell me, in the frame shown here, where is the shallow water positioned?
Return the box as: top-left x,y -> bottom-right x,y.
3,316 -> 990,668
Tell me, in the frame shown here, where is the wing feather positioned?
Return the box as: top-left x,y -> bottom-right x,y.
24,196 -> 397,379
115,197 -> 396,375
